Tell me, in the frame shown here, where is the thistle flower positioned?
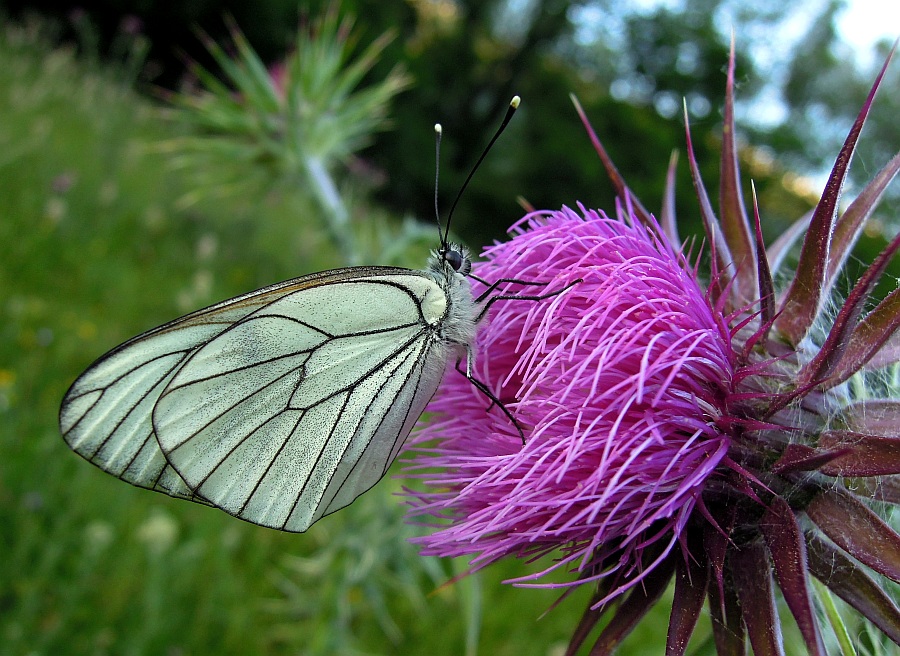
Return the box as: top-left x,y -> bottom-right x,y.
405,45 -> 900,654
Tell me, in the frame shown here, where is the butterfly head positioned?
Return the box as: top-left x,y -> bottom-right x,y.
433,242 -> 472,278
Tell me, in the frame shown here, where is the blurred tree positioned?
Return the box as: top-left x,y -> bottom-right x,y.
366,0 -> 804,245
759,0 -> 900,207
0,0 -> 420,86
4,0 -> 888,251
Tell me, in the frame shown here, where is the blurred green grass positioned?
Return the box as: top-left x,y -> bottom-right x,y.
0,18 -> 646,656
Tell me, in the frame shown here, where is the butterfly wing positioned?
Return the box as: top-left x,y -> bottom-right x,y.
59,278 -> 317,501
61,267 -> 450,531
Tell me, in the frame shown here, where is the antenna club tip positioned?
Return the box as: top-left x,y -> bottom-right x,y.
510,95 -> 521,109
435,123 -> 442,134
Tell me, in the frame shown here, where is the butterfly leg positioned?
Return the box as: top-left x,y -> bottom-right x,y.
471,274 -> 551,303
454,356 -> 526,445
474,278 -> 581,324
458,278 -> 582,443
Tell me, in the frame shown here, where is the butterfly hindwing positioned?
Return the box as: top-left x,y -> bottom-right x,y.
60,306 -> 270,501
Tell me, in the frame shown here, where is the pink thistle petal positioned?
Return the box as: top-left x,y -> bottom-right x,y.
404,205 -> 734,596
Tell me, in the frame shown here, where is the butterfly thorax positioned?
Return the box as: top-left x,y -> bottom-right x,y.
424,243 -> 478,349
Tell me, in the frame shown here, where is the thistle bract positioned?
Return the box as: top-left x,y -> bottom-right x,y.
405,44 -> 900,655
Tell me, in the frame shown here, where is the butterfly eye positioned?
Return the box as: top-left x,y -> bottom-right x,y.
444,248 -> 464,271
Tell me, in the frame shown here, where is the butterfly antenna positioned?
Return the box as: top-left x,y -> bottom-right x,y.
443,95 -> 520,244
433,123 -> 444,244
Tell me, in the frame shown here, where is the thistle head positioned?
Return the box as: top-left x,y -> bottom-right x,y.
406,43 -> 900,654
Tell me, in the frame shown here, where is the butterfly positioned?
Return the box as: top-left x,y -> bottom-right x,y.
60,96 -> 574,532
61,242 -> 477,531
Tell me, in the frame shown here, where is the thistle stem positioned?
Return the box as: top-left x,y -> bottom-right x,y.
302,154 -> 358,264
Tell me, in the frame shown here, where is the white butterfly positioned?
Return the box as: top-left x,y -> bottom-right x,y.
60,244 -> 487,532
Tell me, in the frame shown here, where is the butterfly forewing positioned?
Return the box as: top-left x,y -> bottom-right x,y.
308,337 -> 439,527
